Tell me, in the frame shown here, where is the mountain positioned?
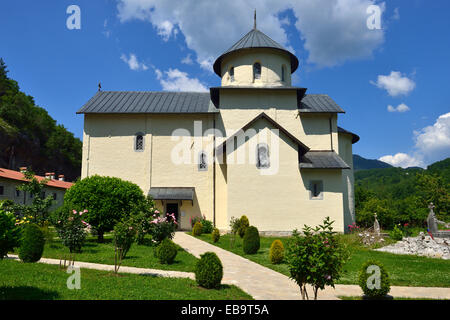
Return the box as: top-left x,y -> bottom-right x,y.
0,58 -> 81,181
353,154 -> 393,171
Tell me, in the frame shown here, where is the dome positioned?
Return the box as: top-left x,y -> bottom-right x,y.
213,28 -> 299,77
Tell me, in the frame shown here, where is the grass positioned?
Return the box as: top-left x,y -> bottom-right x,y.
191,232 -> 450,288
36,234 -> 199,272
0,259 -> 252,300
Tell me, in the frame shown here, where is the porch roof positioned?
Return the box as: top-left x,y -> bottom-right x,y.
149,187 -> 195,201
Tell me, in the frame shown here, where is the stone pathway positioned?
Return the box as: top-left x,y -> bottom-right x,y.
6,254 -> 194,279
173,232 -> 450,300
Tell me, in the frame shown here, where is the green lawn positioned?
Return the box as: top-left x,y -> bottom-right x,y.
38,235 -> 198,272
0,259 -> 252,300
191,233 -> 450,288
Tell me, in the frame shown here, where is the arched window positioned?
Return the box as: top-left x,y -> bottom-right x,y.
229,67 -> 235,82
256,143 -> 270,169
135,133 -> 144,151
253,62 -> 261,80
281,65 -> 286,82
198,151 -> 208,171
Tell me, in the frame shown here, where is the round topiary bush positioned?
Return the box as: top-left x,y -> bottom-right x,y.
358,260 -> 391,299
238,215 -> 249,238
19,224 -> 45,263
201,219 -> 213,234
243,226 -> 260,254
192,221 -> 203,236
269,239 -> 284,264
195,252 -> 223,289
155,238 -> 178,264
211,228 -> 220,243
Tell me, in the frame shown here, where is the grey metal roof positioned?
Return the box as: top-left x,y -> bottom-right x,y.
338,126 -> 360,144
299,95 -> 345,113
149,187 -> 195,201
77,91 -> 218,114
299,151 -> 350,169
213,28 -> 299,76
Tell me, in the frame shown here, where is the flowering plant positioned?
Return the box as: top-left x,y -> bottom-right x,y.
148,212 -> 177,245
55,209 -> 90,253
347,223 -> 360,234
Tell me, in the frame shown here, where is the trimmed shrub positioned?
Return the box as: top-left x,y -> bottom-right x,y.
113,219 -> 136,259
211,228 -> 220,243
202,219 -> 213,234
18,224 -> 45,263
155,238 -> 178,264
358,260 -> 391,299
195,252 -> 223,289
243,226 -> 260,254
192,221 -> 203,236
269,239 -> 284,264
238,215 -> 249,238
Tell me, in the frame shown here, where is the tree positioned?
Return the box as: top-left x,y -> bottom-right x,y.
286,217 -> 349,300
15,170 -> 54,225
63,175 -> 147,242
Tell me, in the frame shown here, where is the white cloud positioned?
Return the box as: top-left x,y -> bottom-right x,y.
117,0 -> 386,69
414,112 -> 450,160
379,153 -> 423,168
379,112 -> 450,168
372,71 -> 416,97
120,53 -> 149,71
156,68 -> 208,92
387,103 -> 410,113
181,54 -> 193,65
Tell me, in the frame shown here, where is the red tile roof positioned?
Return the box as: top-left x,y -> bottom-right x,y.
0,168 -> 74,190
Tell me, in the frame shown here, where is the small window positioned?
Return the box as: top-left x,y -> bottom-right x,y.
0,186 -> 4,195
16,189 -> 20,197
229,67 -> 235,82
253,62 -> 261,80
281,65 -> 286,82
135,134 -> 144,151
53,193 -> 57,201
309,181 -> 323,200
198,151 -> 208,171
256,143 -> 270,169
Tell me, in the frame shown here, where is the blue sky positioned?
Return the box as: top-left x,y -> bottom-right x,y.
1,0 -> 449,167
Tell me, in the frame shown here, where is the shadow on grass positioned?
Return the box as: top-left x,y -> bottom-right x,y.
0,286 -> 60,300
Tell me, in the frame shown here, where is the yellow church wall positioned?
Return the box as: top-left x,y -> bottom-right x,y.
221,48 -> 292,87
338,132 -> 356,232
222,118 -> 345,233
82,113 -> 215,230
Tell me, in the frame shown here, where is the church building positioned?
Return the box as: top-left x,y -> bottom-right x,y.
77,18 -> 359,234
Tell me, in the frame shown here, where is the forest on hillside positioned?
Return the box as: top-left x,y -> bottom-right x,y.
0,59 -> 82,181
354,158 -> 450,230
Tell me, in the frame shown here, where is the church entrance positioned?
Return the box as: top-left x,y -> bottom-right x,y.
166,203 -> 179,228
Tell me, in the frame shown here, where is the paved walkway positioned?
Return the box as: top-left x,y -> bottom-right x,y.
173,232 -> 450,300
6,254 -> 194,279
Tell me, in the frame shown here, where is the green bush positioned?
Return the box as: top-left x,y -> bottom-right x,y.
193,221 -> 203,236
211,228 -> 220,243
243,226 -> 260,254
195,252 -> 223,289
269,239 -> 284,264
113,219 -> 136,259
238,215 -> 249,238
18,224 -> 45,263
0,204 -> 21,259
155,238 -> 178,264
202,219 -> 213,234
358,260 -> 391,299
63,175 -> 147,241
54,208 -> 89,253
389,224 -> 404,241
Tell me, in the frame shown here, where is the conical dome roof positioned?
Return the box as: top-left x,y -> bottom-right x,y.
213,28 -> 299,76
